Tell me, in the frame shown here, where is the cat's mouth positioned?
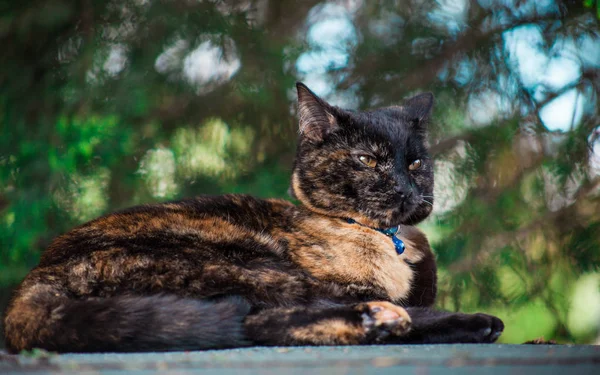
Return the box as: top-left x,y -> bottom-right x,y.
376,205 -> 417,228
380,197 -> 432,227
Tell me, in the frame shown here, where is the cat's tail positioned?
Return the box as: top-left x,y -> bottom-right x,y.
3,280 -> 251,353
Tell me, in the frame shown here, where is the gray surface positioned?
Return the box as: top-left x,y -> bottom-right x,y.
1,345 -> 599,375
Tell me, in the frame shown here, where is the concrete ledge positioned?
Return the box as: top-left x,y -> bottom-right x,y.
1,344 -> 599,374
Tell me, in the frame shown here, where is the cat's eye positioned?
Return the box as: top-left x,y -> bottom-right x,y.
358,155 -> 377,168
409,159 -> 422,171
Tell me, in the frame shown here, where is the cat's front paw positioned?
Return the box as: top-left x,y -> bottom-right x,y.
357,301 -> 412,342
456,313 -> 504,343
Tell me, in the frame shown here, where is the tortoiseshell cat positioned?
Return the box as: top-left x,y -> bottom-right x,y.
4,83 -> 503,353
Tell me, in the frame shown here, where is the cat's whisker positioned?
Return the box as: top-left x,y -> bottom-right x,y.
420,196 -> 434,207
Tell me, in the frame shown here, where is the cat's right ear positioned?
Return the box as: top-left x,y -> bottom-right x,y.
296,82 -> 337,142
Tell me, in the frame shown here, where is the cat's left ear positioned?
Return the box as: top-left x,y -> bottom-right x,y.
404,92 -> 434,126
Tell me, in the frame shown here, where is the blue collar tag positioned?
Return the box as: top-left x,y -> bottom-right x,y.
346,218 -> 405,255
391,235 -> 406,255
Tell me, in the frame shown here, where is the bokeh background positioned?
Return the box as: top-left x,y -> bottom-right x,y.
1,0 -> 599,347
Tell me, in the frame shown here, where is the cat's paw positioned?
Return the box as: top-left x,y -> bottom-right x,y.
456,313 -> 504,343
357,301 -> 412,342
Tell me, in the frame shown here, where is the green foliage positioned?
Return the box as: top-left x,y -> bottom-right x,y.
1,0 -> 599,344
583,0 -> 600,19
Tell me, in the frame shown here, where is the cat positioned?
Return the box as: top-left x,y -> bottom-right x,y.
3,83 -> 503,353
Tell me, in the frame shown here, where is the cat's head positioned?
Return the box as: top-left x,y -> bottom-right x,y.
290,82 -> 434,228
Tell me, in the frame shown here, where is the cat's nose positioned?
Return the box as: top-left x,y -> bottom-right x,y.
394,186 -> 413,199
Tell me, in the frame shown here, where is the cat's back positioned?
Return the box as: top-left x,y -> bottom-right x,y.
39,194 -> 296,267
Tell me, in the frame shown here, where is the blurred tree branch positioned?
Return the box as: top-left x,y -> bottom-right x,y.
449,176 -> 600,274
0,195 -> 7,212
430,133 -> 475,156
344,11 -> 570,100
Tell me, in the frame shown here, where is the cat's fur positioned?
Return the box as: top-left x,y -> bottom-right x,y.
3,83 -> 503,353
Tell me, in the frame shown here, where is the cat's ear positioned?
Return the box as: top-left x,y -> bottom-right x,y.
404,92 -> 434,127
296,82 -> 337,142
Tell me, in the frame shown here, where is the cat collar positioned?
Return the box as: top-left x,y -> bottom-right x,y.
346,218 -> 405,255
